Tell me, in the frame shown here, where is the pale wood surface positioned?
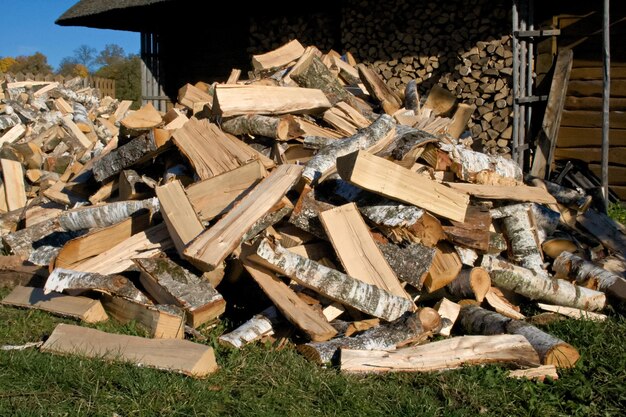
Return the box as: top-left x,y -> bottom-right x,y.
1,159 -> 27,211
41,324 -> 218,377
252,39 -> 305,70
120,103 -> 162,130
445,182 -> 557,204
537,303 -> 607,322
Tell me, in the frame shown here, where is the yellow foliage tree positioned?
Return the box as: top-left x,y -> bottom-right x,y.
0,57 -> 17,73
73,64 -> 89,78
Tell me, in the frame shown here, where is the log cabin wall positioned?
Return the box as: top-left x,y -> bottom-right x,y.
247,0 -> 513,156
533,3 -> 626,199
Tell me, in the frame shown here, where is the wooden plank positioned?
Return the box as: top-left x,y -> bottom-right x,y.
241,249 -> 337,342
1,159 -> 27,211
557,127 -> 626,147
570,67 -> 626,80
554,147 -> 626,166
55,212 -> 151,269
1,286 -> 108,323
184,164 -> 303,271
134,257 -> 225,328
565,96 -> 626,111
336,150 -> 469,222
172,118 -> 256,180
340,335 -> 540,373
588,164 -> 626,185
156,180 -> 204,256
530,49 -> 573,179
0,124 -> 26,145
444,182 -> 558,204
567,79 -> 626,97
101,295 -> 185,339
251,39 -> 305,70
319,203 -> 410,299
185,160 -> 266,222
41,324 -> 218,377
212,84 -> 331,118
561,110 -> 626,129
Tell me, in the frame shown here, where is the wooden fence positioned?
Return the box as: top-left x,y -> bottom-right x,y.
2,72 -> 116,98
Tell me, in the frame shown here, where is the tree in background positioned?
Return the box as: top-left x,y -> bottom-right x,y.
0,57 -> 18,73
4,52 -> 52,74
73,45 -> 98,72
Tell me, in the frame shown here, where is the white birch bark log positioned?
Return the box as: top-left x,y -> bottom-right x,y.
58,198 -> 159,231
218,306 -> 280,349
441,144 -> 523,183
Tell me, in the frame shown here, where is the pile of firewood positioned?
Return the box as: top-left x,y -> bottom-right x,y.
0,40 -> 624,380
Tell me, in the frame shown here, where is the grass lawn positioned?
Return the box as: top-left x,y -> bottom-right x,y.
1,288 -> 625,417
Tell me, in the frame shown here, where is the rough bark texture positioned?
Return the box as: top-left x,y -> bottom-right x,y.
58,198 -> 159,231
404,80 -> 420,113
288,185 -> 335,239
377,125 -> 438,160
553,251 -> 626,303
218,306 -> 279,348
0,113 -> 21,131
221,114 -> 301,140
92,134 -> 157,182
298,309 -> 438,364
529,178 -> 591,212
377,242 -> 436,289
446,267 -> 491,302
481,255 -> 606,312
252,238 -> 415,321
530,203 -> 560,244
491,203 -> 545,274
290,55 -> 353,105
302,114 -> 395,184
45,268 -> 151,304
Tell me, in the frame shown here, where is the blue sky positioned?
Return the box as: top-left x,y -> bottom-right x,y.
0,0 -> 139,71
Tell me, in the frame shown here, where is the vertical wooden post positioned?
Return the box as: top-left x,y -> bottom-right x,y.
512,0 -> 520,165
602,0 -> 611,205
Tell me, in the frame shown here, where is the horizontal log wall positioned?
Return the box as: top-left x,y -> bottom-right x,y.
247,0 -> 513,155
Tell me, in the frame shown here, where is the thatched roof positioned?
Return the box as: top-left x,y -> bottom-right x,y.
56,0 -> 175,31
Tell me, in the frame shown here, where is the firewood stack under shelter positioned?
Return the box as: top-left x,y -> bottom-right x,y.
0,39 -> 624,379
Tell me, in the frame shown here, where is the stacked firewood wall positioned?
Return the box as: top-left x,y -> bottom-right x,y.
247,0 -> 513,155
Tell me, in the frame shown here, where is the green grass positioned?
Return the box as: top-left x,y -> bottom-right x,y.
1,287 -> 625,417
608,203 -> 626,225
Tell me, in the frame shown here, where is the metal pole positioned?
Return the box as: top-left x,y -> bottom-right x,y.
512,0 -> 520,164
602,0 -> 610,205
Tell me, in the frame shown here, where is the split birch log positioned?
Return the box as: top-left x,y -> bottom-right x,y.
1,285 -> 108,323
134,257 -> 225,328
41,323 -> 218,378
101,295 -> 185,339
58,198 -> 159,231
298,308 -> 440,365
553,251 -> 626,303
288,184 -> 335,239
340,334 -> 540,374
484,287 -> 526,320
529,178 -> 592,212
1,159 -> 27,211
0,113 -> 21,131
302,114 -> 396,184
443,144 -> 522,184
92,134 -> 157,182
446,267 -> 491,302
459,305 -> 579,368
184,164 -> 303,271
120,103 -> 162,130
377,242 -> 436,290
536,303 -> 607,322
218,306 -> 280,349
249,238 -> 415,321
530,203 -> 561,244
289,55 -> 353,105
337,150 -> 469,222
251,39 -> 305,70
509,365 -> 559,381
435,298 -> 461,337
221,114 -> 303,140
481,255 -> 606,311
404,80 -> 420,113
491,203 -> 545,274
241,249 -> 337,342
357,64 -> 402,114
45,268 -> 151,304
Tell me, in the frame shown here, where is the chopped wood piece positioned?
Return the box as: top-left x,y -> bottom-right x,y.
442,205 -> 492,251
423,242 -> 463,292
299,309 -> 437,364
485,287 -> 526,320
302,114 -> 396,184
459,305 -> 579,368
212,84 -> 331,118
172,118 -> 258,180
221,114 -> 302,140
252,39 -> 305,70
320,203 -> 410,299
553,251 -> 626,304
120,103 -> 162,130
447,103 -> 475,138
446,267 -> 491,302
340,334 -> 539,374
185,160 -> 266,222
444,144 -> 523,184
423,85 -> 457,117
530,203 -> 561,244
242,249 -> 337,342
226,69 -> 241,84
0,256 -> 48,289
45,268 -> 151,304
536,303 -> 607,321
218,306 -> 279,348
435,298 -> 461,337
41,323 -> 218,377
541,238 -> 578,259
55,211 -> 151,269
290,55 -> 353,105
61,114 -> 92,149
337,150 -> 469,222
184,164 -> 302,271
156,180 -> 203,257
101,295 -> 185,339
1,159 -> 27,211
445,182 -> 557,204
357,64 -> 402,114
92,134 -> 157,182
509,365 -> 559,381
59,198 -> 158,231
481,255 -> 606,312
0,124 -> 26,145
378,242 -> 435,290
404,80 -> 420,113
177,83 -> 212,111
250,238 -> 415,321
1,286 -> 108,323
134,257 -> 225,328
576,209 -> 626,258
70,223 -> 173,275
528,178 -> 591,212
